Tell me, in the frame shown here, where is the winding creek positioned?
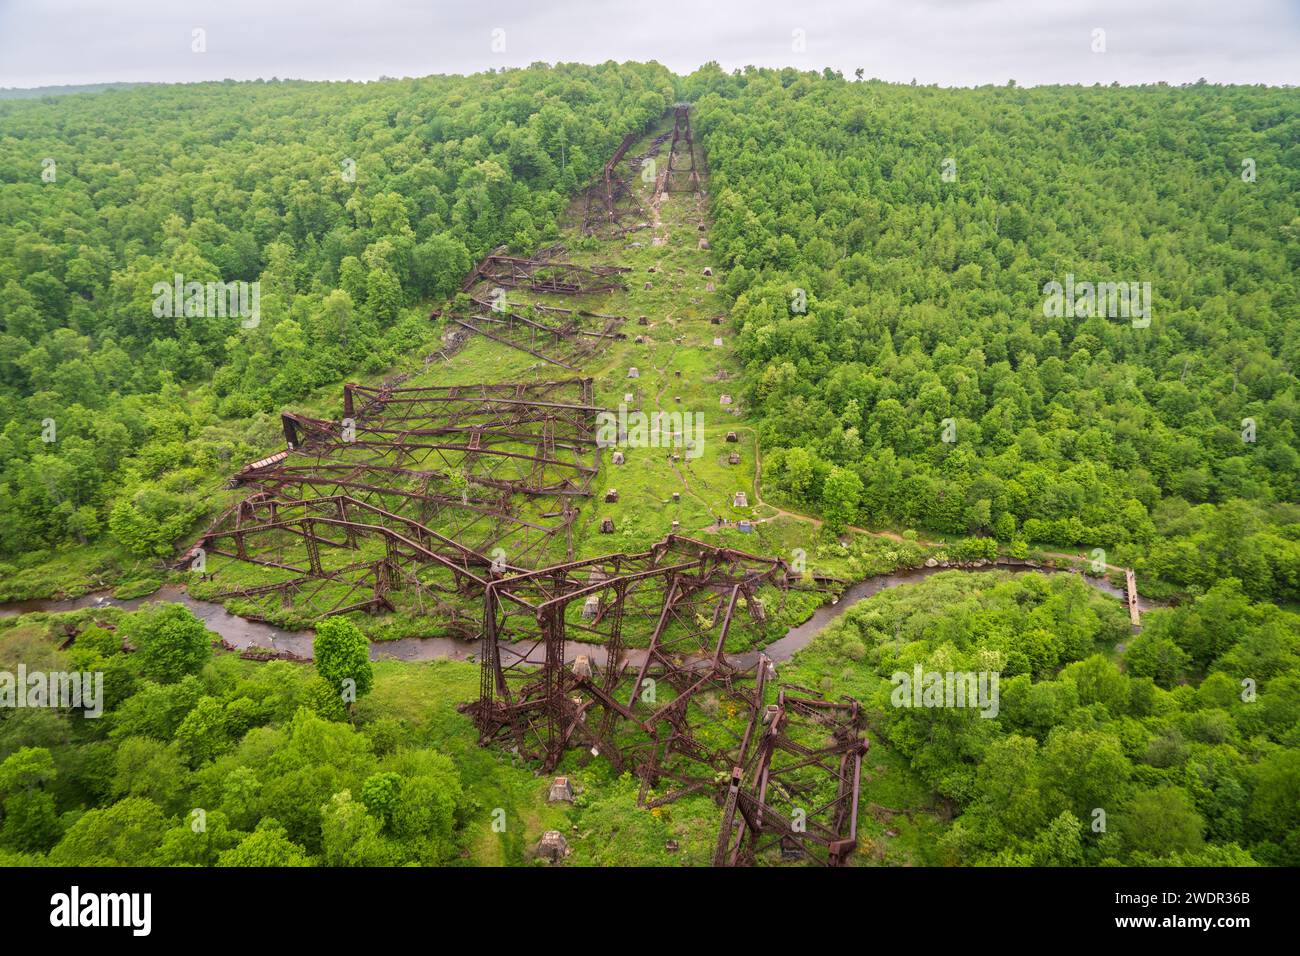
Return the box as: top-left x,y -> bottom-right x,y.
0,562 -> 1157,670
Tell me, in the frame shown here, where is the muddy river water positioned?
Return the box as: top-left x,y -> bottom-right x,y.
0,562 -> 1154,671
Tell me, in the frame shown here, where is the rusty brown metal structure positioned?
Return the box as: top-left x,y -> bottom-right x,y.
464,532 -> 867,866
714,681 -> 868,866
181,378 -> 605,620
185,492 -> 493,627
431,295 -> 627,370
469,536 -> 799,765
663,103 -> 702,194
445,246 -> 632,366
630,129 -> 673,172
459,247 -> 630,295
263,379 -> 601,563
580,130 -> 644,235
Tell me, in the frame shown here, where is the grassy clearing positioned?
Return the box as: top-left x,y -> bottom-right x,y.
356,659 -> 567,865
353,657 -> 729,865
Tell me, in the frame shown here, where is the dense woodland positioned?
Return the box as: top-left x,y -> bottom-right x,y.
0,66 -> 1298,867
686,69 -> 1300,604
0,606 -> 477,865
0,63 -> 674,570
788,571 -> 1300,866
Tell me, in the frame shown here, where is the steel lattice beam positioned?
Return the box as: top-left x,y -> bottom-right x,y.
181,378 -> 605,620
459,247 -> 630,295
663,104 -> 702,194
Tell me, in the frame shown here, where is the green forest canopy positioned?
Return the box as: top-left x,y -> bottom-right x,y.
683,68 -> 1300,603
785,569 -> 1300,866
0,63 -> 674,564
3,66 -> 1296,603
0,63 -> 1298,869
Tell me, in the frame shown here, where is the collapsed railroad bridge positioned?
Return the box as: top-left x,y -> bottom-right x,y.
177,105 -> 867,866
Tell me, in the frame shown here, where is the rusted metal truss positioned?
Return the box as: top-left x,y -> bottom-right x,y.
180,379 -> 604,619
630,129 -> 673,171
460,246 -> 630,295
469,535 -> 790,763
581,129 -> 650,235
431,295 -> 627,370
715,683 -> 868,867
463,532 -> 867,866
663,103 -> 702,194
587,130 -> 632,230
184,492 -> 493,628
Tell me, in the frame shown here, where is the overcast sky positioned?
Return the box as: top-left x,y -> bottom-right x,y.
1,0 -> 1296,89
